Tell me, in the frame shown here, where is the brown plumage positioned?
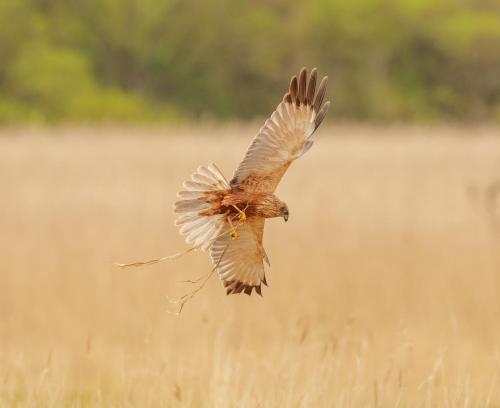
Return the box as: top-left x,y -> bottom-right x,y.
174,67 -> 330,296
200,190 -> 287,220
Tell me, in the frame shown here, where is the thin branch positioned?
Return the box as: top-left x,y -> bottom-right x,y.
114,247 -> 197,268
181,271 -> 213,284
114,213 -> 241,269
115,211 -> 246,314
211,163 -> 231,186
166,244 -> 229,315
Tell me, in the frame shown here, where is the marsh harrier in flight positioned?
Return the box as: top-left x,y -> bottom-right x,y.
174,67 -> 330,296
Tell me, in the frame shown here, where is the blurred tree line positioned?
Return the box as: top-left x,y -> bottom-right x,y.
0,0 -> 499,123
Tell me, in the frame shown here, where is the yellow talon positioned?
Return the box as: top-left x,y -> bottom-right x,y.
227,205 -> 247,240
227,215 -> 238,240
232,204 -> 247,222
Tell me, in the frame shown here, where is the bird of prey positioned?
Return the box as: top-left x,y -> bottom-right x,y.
174,67 -> 330,296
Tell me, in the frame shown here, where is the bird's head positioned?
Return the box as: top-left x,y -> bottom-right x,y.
257,194 -> 289,221
279,202 -> 289,222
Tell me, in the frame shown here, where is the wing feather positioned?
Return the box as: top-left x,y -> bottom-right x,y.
306,68 -> 317,104
298,68 -> 307,104
210,217 -> 267,296
230,67 -> 330,193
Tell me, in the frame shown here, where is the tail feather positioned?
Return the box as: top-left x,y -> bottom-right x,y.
174,198 -> 211,213
182,180 -> 214,192
174,213 -> 198,226
174,163 -> 230,251
179,216 -> 211,235
177,190 -> 205,200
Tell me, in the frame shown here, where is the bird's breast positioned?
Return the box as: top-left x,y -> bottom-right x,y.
222,191 -> 279,218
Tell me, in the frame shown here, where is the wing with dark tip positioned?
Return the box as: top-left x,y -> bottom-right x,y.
210,217 -> 268,296
230,67 -> 330,193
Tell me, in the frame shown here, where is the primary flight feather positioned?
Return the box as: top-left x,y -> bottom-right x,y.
174,67 -> 330,296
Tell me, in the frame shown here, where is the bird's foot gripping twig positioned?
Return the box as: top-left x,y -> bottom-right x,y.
228,204 -> 248,239
232,204 -> 247,222
227,215 -> 238,240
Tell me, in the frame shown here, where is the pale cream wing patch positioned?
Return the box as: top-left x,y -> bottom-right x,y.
174,163 -> 230,251
230,67 -> 330,193
210,217 -> 268,296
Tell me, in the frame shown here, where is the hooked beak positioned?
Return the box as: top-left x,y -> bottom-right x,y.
283,212 -> 289,222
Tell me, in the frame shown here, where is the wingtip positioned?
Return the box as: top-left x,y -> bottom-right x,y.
298,68 -> 308,104
289,76 -> 298,101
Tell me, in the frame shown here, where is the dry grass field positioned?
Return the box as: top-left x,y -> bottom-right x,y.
1,125 -> 500,407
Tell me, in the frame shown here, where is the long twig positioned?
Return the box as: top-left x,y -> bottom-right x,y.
115,210 -> 246,314
114,212 -> 242,269
114,248 -> 197,268
166,244 -> 229,315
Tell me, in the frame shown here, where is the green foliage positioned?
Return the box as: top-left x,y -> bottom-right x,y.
0,0 -> 498,123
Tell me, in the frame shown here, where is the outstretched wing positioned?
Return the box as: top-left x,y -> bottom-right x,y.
230,67 -> 330,193
210,217 -> 269,296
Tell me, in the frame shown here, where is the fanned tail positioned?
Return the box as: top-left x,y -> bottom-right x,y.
174,163 -> 230,251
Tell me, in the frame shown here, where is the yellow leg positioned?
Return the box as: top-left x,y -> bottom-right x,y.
232,204 -> 247,222
227,216 -> 238,240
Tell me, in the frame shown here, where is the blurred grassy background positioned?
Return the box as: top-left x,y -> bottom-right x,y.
0,0 -> 499,124
1,125 -> 500,406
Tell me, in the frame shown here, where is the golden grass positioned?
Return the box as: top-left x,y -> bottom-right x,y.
1,124 -> 500,407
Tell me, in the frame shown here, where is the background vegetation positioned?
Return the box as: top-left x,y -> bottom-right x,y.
2,126 -> 500,406
0,0 -> 499,123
